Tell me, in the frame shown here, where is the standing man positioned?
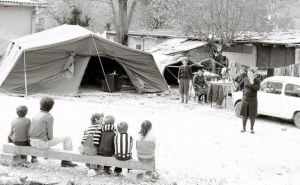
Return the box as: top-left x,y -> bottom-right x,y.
178,57 -> 193,103
28,97 -> 77,167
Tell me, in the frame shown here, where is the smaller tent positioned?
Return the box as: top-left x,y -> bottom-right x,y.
0,25 -> 169,96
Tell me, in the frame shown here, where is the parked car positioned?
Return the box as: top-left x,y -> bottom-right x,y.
232,76 -> 300,128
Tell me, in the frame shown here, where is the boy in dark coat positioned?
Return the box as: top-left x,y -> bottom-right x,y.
98,115 -> 116,174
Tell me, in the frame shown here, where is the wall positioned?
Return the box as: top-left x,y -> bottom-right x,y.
256,45 -> 295,68
127,36 -> 168,51
0,6 -> 34,56
106,33 -> 169,51
223,45 -> 257,67
295,48 -> 300,64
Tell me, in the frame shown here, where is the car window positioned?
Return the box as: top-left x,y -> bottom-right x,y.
285,84 -> 300,97
259,81 -> 267,91
261,81 -> 283,94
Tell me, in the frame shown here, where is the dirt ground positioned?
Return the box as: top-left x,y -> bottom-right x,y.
0,90 -> 300,185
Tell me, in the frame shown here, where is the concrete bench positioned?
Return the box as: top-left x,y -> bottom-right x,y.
1,143 -> 154,171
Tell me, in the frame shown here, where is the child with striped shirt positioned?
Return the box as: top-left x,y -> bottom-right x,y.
114,121 -> 133,176
80,113 -> 104,172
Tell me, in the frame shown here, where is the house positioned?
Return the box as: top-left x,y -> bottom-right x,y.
225,31 -> 300,68
106,29 -> 177,51
0,0 -> 47,58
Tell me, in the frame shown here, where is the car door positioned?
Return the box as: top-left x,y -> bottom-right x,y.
258,80 -> 284,117
281,83 -> 300,119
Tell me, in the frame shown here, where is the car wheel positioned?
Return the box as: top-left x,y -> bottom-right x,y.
234,101 -> 242,118
294,112 -> 300,128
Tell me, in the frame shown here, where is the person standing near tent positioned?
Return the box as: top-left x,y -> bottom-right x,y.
178,57 -> 193,103
239,69 -> 261,134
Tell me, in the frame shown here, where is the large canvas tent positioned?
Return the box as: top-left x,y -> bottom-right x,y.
0,25 -> 168,95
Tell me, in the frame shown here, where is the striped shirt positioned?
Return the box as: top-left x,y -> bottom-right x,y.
114,133 -> 133,160
81,124 -> 102,145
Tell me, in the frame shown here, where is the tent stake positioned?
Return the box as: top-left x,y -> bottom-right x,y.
23,50 -> 28,96
92,35 -> 111,93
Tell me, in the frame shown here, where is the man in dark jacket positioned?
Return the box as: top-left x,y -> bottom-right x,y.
178,57 -> 193,103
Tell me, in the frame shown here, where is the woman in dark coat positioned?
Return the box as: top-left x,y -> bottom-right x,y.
240,69 -> 260,134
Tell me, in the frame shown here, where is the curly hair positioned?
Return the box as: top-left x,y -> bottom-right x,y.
16,105 -> 28,117
139,120 -> 152,137
40,97 -> 54,112
90,113 -> 104,124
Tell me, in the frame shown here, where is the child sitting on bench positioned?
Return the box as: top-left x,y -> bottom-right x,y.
8,105 -> 31,161
80,113 -> 104,175
98,115 -> 116,174
136,120 -> 157,181
114,121 -> 133,176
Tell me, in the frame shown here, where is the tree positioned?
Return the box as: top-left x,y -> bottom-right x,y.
40,0 -> 111,32
136,0 -> 172,29
96,0 -> 137,45
169,0 -> 295,50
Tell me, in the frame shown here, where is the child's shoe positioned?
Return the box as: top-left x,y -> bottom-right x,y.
136,173 -> 144,180
88,169 -> 97,177
31,157 -> 38,163
104,168 -> 112,175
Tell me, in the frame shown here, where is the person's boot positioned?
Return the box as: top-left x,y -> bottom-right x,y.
185,95 -> 189,104
61,160 -> 77,167
180,94 -> 184,103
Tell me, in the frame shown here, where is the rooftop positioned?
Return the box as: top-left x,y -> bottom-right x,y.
149,38 -> 208,55
236,31 -> 300,45
106,29 -> 179,38
0,0 -> 47,7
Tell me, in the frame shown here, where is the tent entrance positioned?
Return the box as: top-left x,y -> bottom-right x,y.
79,56 -> 134,93
164,61 -> 201,86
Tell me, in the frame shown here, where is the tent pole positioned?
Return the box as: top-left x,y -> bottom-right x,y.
23,50 -> 28,96
91,35 -> 111,93
166,68 -> 179,81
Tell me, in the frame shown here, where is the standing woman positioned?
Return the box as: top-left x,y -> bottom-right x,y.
178,57 -> 193,103
240,69 -> 260,134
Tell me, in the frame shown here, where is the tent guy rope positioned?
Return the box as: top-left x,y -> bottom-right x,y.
91,35 -> 111,93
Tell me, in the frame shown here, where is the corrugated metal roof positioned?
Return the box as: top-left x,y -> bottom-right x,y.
0,0 -> 47,6
236,31 -> 300,45
149,38 -> 208,55
107,29 -> 178,38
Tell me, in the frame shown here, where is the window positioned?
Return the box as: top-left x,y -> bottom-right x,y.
261,81 -> 283,94
285,84 -> 300,97
136,44 -> 142,50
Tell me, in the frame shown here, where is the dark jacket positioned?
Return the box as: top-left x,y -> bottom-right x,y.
234,73 -> 247,91
98,124 -> 116,156
178,65 -> 192,80
241,78 -> 260,97
193,75 -> 208,89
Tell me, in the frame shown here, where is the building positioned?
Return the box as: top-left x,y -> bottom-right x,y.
106,29 -> 177,51
226,31 -> 300,68
0,0 -> 47,58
